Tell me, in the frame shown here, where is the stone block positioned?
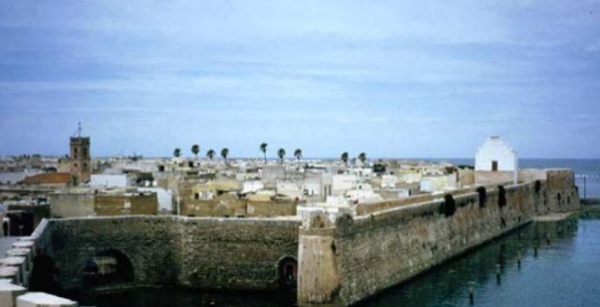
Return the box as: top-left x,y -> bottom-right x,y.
17,292 -> 78,307
12,241 -> 35,249
0,282 -> 26,307
0,256 -> 28,287
0,266 -> 19,284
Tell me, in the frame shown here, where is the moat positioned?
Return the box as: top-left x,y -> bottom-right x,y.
63,214 -> 600,307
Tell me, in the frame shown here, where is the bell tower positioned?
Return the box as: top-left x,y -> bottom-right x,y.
70,123 -> 91,185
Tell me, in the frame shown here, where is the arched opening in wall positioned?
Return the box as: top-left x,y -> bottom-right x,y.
498,186 -> 507,208
476,187 -> 487,208
30,250 -> 60,294
83,249 -> 134,288
557,193 -> 562,206
534,180 -> 542,194
278,257 -> 298,289
6,212 -> 34,236
441,194 -> 456,217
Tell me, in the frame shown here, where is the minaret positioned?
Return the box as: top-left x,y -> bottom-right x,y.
70,123 -> 91,185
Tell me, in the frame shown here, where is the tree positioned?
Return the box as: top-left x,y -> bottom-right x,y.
277,148 -> 286,164
294,148 -> 302,164
173,148 -> 181,158
221,148 -> 229,162
191,144 -> 200,159
358,152 -> 367,164
341,152 -> 349,166
260,142 -> 268,164
206,149 -> 215,160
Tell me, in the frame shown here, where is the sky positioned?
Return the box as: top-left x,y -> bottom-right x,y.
1,1 -> 599,159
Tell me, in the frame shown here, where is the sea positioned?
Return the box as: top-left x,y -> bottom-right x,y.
65,159 -> 600,307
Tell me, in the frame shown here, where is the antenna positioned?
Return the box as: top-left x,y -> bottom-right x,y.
73,122 -> 82,137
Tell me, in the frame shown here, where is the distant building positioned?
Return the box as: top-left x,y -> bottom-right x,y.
475,136 -> 518,184
90,174 -> 129,188
70,133 -> 91,185
20,173 -> 71,187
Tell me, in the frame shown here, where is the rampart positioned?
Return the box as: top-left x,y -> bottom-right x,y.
181,198 -> 298,217
17,169 -> 579,306
298,169 -> 580,306
32,216 -> 300,291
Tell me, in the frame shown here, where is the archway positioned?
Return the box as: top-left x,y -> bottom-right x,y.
30,250 -> 59,294
278,256 -> 297,288
83,249 -> 134,288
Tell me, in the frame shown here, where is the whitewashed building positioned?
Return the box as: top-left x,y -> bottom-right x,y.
90,174 -> 129,188
475,136 -> 518,184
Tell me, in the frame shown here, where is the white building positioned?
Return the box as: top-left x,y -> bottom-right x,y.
475,136 -> 518,184
381,175 -> 398,189
332,174 -> 358,195
242,181 -> 264,194
90,174 -> 129,188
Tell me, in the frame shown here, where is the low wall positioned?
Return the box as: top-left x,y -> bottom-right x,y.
182,199 -> 297,218
33,216 -> 300,291
474,171 -> 514,185
298,169 -> 580,306
49,193 -> 95,218
94,193 -> 158,216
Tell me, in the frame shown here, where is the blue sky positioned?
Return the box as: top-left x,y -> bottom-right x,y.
1,1 -> 599,159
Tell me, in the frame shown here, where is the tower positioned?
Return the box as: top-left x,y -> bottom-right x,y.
70,123 -> 91,185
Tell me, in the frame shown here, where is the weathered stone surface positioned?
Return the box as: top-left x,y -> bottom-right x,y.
0,282 -> 26,307
34,216 -> 300,291
17,292 -> 77,307
299,170 -> 580,306
23,170 -> 578,306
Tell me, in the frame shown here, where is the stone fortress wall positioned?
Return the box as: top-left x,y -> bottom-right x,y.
17,169 -> 578,306
298,169 -> 580,306
33,216 -> 300,291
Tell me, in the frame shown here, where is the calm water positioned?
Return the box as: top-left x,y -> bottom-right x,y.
68,288 -> 295,307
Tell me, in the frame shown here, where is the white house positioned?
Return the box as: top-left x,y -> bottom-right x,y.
475,136 -> 518,184
332,174 -> 358,195
90,174 -> 129,188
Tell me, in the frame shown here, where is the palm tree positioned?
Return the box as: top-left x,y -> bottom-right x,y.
221,148 -> 229,162
173,148 -> 181,158
294,148 -> 302,164
277,148 -> 286,164
358,152 -> 367,165
341,152 -> 349,166
191,144 -> 200,159
260,143 -> 268,164
206,149 -> 215,160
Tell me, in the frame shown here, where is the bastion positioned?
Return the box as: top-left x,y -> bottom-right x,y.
23,169 -> 578,306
